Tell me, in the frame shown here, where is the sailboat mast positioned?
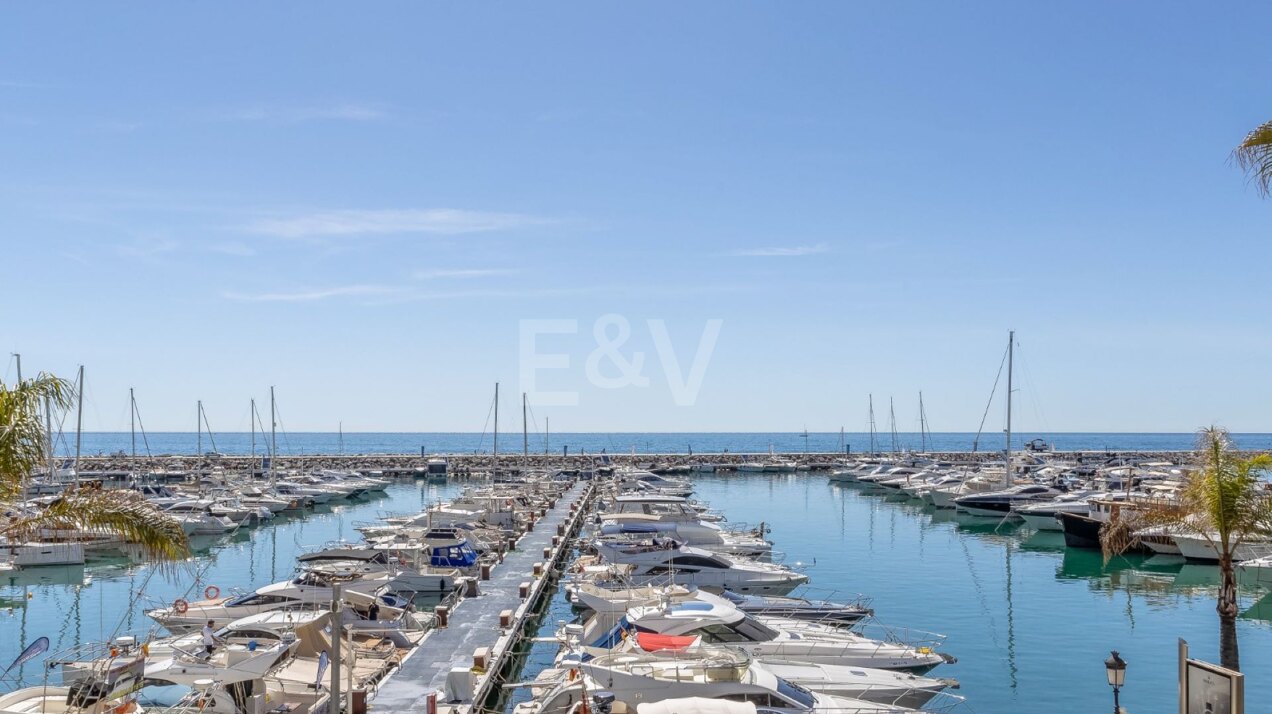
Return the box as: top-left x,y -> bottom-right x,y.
1004,330 -> 1014,487
270,386 -> 277,485
129,388 -> 136,457
522,392 -> 528,459
74,366 -> 84,475
919,391 -> 927,453
889,397 -> 898,454
492,382 -> 499,478
197,400 -> 203,456
868,394 -> 876,455
45,393 -> 53,477
250,398 -> 256,465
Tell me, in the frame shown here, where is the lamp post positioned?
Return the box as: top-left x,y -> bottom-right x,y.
1104,650 -> 1127,713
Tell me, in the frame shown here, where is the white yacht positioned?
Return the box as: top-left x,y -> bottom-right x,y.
595,541 -> 808,595
585,592 -> 948,673
145,572 -> 409,632
1012,490 -> 1102,531
162,501 -> 237,535
953,484 -> 1062,518
297,546 -> 461,593
567,649 -> 917,714
1175,533 -> 1272,563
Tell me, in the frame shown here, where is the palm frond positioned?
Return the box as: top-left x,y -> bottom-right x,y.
3,486 -> 190,561
0,374 -> 74,501
1233,119 -> 1272,197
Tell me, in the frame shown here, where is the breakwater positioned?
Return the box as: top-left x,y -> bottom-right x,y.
66,450 -> 1198,476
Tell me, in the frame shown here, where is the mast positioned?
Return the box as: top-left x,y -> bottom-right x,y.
270,386 -> 277,486
73,366 -> 84,475
250,398 -> 256,467
919,391 -> 927,453
522,392 -> 528,460
14,355 -> 25,494
197,400 -> 203,456
889,397 -> 898,454
130,388 -> 136,457
45,391 -> 53,477
1004,330 -> 1014,487
492,382 -> 499,479
868,394 -> 876,455
545,417 -> 549,455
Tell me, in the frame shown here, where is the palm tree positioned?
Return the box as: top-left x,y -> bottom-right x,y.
1234,119 -> 1272,197
1101,427 -> 1272,671
1,373 -> 190,560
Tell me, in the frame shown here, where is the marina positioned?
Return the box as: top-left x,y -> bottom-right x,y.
3,449 -> 1272,713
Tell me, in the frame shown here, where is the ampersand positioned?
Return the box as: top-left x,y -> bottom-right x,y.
585,313 -> 649,389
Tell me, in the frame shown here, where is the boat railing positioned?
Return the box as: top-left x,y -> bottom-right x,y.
849,619 -> 948,649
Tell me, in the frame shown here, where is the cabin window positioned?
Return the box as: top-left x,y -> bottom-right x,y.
732,617 -> 779,641
774,678 -> 816,709
719,693 -> 777,707
693,624 -> 748,643
668,555 -> 723,568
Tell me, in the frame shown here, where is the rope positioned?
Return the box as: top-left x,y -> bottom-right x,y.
973,343 -> 1010,452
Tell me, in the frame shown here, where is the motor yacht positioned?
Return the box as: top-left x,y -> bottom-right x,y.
584,592 -> 948,673
595,540 -> 808,595
953,484 -> 1062,518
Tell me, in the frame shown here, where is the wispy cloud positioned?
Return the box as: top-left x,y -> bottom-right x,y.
730,243 -> 830,257
412,268 -> 517,280
223,284 -> 403,303
225,103 -> 388,123
247,209 -> 543,238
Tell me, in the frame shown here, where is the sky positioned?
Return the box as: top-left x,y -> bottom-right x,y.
2,2 -> 1271,434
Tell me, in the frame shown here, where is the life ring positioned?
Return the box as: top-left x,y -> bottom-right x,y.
204,585 -> 221,600
173,598 -> 189,614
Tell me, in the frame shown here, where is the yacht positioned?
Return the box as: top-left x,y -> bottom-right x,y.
953,484 -> 1062,518
568,648 -> 918,714
595,540 -> 809,595
586,592 -> 948,672
297,546 -> 462,593
569,584 -> 871,627
1012,490 -> 1101,531
1174,533 -> 1272,563
145,572 -> 410,632
162,502 -> 237,535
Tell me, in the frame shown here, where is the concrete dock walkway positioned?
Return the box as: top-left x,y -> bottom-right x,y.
373,480 -> 589,714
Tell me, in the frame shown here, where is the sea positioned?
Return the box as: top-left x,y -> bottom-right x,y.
4,435 -> 1271,712
59,431 -> 1272,457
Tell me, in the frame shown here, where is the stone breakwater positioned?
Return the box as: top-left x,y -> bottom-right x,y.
67,450 -> 1198,474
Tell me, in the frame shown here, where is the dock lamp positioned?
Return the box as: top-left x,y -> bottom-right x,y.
1104,650 -> 1127,713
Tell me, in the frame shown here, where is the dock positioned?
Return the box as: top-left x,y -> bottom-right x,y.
372,479 -> 594,714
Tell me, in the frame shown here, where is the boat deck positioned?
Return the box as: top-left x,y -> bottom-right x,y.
373,481 -> 588,714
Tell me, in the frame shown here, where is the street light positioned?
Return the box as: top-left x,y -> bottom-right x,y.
1104,650 -> 1127,713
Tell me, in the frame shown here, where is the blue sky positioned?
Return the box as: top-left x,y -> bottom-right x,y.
2,2 -> 1271,433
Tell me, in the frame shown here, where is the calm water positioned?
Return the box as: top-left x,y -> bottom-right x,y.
3,474 -> 1270,712
61,431 -> 1272,457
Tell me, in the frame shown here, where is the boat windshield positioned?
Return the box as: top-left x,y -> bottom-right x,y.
774,677 -> 817,709
733,615 -> 779,641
